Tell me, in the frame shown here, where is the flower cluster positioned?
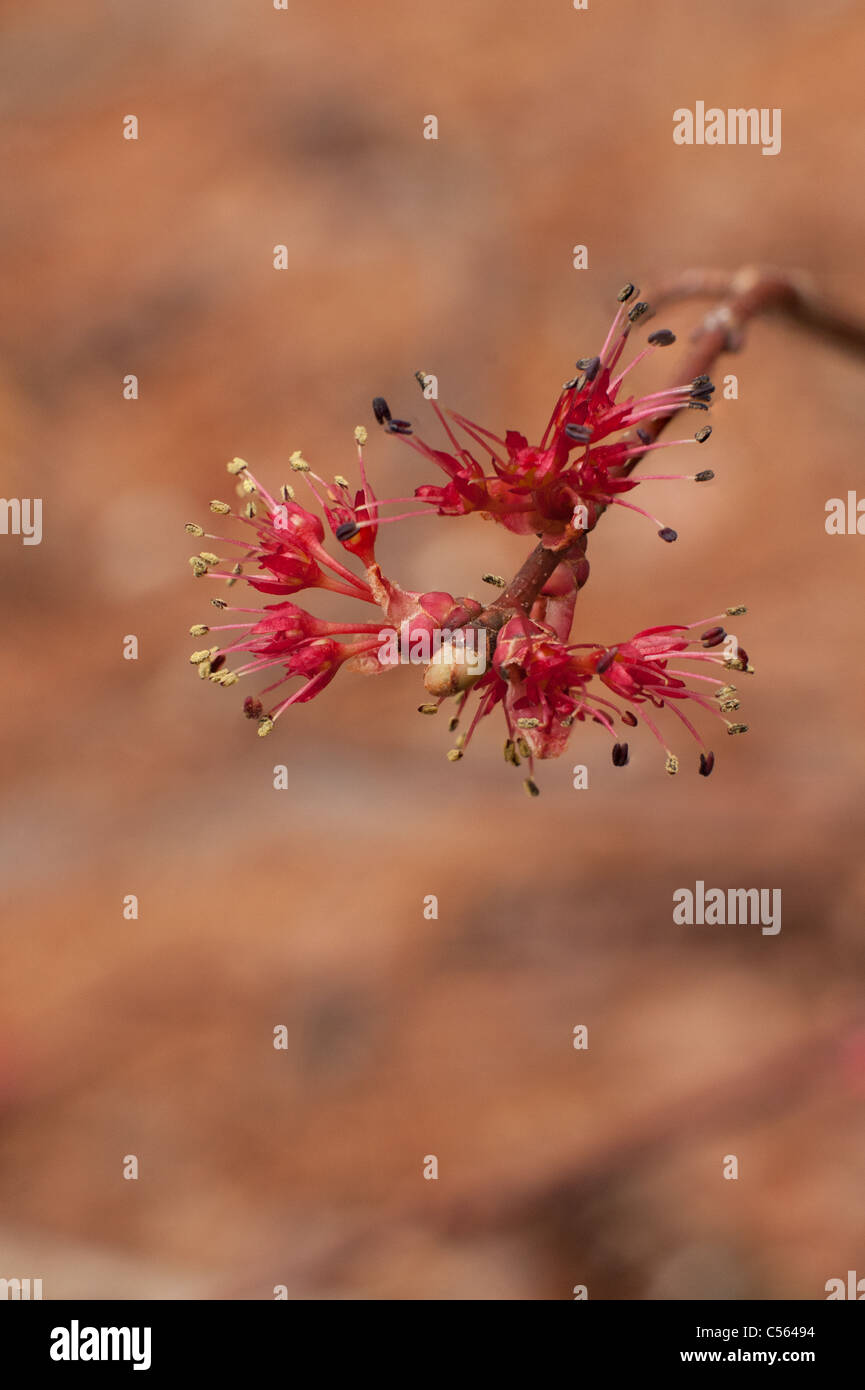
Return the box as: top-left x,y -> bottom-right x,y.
185,285 -> 752,793
379,282 -> 715,545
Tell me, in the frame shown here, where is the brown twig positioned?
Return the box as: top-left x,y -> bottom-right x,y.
460,267 -> 865,646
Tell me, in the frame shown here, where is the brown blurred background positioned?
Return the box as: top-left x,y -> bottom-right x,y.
1,0 -> 864,1300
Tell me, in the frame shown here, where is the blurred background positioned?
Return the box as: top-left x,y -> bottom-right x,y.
1,0 -> 864,1300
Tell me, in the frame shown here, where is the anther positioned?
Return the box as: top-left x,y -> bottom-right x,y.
210,500 -> 231,514
372,397 -> 391,424
635,427 -> 651,444
595,648 -> 617,674
289,452 -> 310,472
417,703 -> 439,715
621,710 -> 638,727
448,716 -> 459,732
611,741 -> 630,767
627,301 -> 650,322
189,624 -> 209,637
665,753 -> 679,775
354,425 -> 368,446
726,722 -> 749,735
647,329 -> 676,346
280,483 -> 295,501
335,521 -> 359,541
688,400 -> 710,411
334,475 -> 350,489
503,739 -> 520,765
726,605 -> 747,616
257,716 -> 274,737
658,527 -> 678,542
699,751 -> 715,777
517,717 -> 540,728
565,423 -> 593,443
516,737 -> 531,759
617,283 -> 636,303
576,356 -> 601,381
185,523 -> 204,536
482,574 -> 506,587
562,375 -> 584,392
385,419 -> 413,435
243,696 -> 263,720
694,469 -> 714,482
701,626 -> 726,648
189,557 -> 208,577
446,748 -> 463,762
199,551 -> 219,565
211,598 -> 228,609
189,649 -> 211,664
227,458 -> 247,475
523,778 -> 541,798
695,426 -> 712,443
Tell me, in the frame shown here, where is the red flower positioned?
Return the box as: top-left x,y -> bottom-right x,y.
375,288 -> 715,545
186,451 -> 477,735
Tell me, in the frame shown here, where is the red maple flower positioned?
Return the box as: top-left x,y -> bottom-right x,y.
185,281 -> 754,792
373,285 -> 715,545
429,609 -> 751,795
